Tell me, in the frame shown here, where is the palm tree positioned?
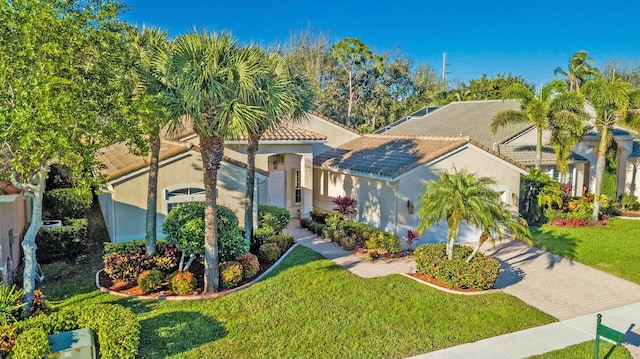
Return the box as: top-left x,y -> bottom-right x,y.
582,75 -> 631,220
132,26 -> 173,256
157,31 -> 263,293
416,168 -> 527,260
491,80 -> 584,170
554,51 -> 600,93
547,91 -> 588,175
243,50 -> 314,242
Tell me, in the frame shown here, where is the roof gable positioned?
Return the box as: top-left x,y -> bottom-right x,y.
383,100 -> 532,148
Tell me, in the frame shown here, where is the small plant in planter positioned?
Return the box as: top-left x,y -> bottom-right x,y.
170,271 -> 197,296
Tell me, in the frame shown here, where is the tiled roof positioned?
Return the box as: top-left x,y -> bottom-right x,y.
313,135 -> 471,178
161,116 -> 326,142
498,144 -> 588,165
584,124 -> 633,137
96,140 -> 193,181
383,100 -> 532,148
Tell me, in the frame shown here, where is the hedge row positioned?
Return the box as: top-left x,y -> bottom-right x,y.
43,188 -> 92,220
258,205 -> 290,234
36,218 -> 88,264
414,244 -> 500,290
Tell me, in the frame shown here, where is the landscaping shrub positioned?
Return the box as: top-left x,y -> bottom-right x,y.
103,241 -> 178,283
17,306 -> 80,334
620,193 -> 640,211
0,285 -> 24,325
264,234 -> 293,254
309,222 -> 325,236
414,244 -> 500,291
219,261 -> 243,289
236,253 -> 260,280
170,271 -> 197,296
332,195 -> 357,218
300,217 -> 311,228
309,209 -> 332,224
365,232 -> 401,254
217,206 -> 250,261
11,327 -> 49,358
28,290 -> 49,317
138,269 -> 163,294
258,243 -> 281,264
258,205 -> 290,233
36,218 -> 88,263
0,324 -> 17,358
43,188 -> 92,219
77,304 -> 140,359
253,226 -> 275,246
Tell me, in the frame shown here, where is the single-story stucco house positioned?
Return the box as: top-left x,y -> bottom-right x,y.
313,134 -> 528,247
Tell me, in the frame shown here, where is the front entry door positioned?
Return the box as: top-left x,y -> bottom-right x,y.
268,170 -> 286,208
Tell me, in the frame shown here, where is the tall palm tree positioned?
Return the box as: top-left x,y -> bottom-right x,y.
157,31 -> 263,293
243,50 -> 314,242
547,91 -> 588,175
491,80 -> 576,170
416,168 -> 526,260
554,51 -> 600,93
132,26 -> 173,256
582,75 -> 631,220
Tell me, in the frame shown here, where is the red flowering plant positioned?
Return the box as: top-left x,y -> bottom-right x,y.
406,229 -> 419,251
333,195 -> 357,218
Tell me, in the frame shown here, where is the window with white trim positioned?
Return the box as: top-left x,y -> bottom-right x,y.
294,169 -> 301,204
165,186 -> 206,212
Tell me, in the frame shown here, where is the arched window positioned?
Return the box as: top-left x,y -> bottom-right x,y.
164,185 -> 206,212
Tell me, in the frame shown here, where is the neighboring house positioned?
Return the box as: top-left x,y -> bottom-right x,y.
313,134 -> 528,247
0,191 -> 29,284
96,115 -> 334,243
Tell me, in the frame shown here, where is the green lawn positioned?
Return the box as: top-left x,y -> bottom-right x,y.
527,340 -> 631,359
531,218 -> 640,284
51,247 -> 554,359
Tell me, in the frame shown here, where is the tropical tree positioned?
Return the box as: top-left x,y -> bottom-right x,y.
132,26 -> 174,256
416,168 -> 528,260
0,0 -> 137,307
155,31 -> 263,293
491,80 -> 585,170
554,51 -> 600,93
582,75 -> 631,219
243,50 -> 314,242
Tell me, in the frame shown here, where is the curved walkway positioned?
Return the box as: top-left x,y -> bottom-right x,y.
285,220 -> 640,358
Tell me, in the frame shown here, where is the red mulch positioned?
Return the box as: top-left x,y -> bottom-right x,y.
407,273 -> 483,293
621,210 -> 640,218
99,261 -> 274,298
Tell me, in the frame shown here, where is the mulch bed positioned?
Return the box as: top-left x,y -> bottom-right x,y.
407,273 -> 483,293
98,261 -> 274,298
620,210 -> 640,218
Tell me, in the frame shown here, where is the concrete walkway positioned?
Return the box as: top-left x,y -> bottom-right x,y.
285,220 -> 640,358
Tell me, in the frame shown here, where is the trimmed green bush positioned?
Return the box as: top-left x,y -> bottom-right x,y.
253,226 -> 275,246
258,243 -> 281,264
11,327 -> 49,358
103,241 -> 178,283
0,324 -> 17,357
236,253 -> 260,279
364,232 -> 401,254
309,209 -> 331,224
258,205 -> 290,233
77,304 -> 140,359
171,271 -> 197,296
138,269 -> 163,294
264,234 -> 293,254
300,217 -> 311,228
414,244 -> 500,291
36,218 -> 88,263
219,261 -> 243,289
43,188 -> 92,219
309,222 -> 325,236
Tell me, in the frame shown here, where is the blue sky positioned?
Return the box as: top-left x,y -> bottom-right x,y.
121,0 -> 640,89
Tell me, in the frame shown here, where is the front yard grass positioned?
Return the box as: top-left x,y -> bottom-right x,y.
531,218 -> 640,284
527,340 -> 632,359
59,246 -> 554,359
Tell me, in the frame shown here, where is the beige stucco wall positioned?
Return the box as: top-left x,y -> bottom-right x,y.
0,193 -> 28,281
299,113 -> 360,155
314,145 -> 525,249
102,152 -> 254,242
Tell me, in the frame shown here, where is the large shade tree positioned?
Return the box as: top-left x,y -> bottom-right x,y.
554,51 -> 600,94
491,80 -> 585,171
582,75 -> 631,219
154,31 -> 262,293
0,0 -> 137,307
243,50 -> 314,242
416,168 -> 529,260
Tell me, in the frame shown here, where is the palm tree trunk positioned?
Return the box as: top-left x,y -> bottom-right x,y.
244,135 -> 259,243
466,232 -> 489,262
200,134 -> 223,293
144,132 -> 161,256
535,128 -> 543,169
592,127 -> 609,220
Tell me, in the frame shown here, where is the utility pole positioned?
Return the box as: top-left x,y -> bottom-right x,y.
442,52 -> 451,91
